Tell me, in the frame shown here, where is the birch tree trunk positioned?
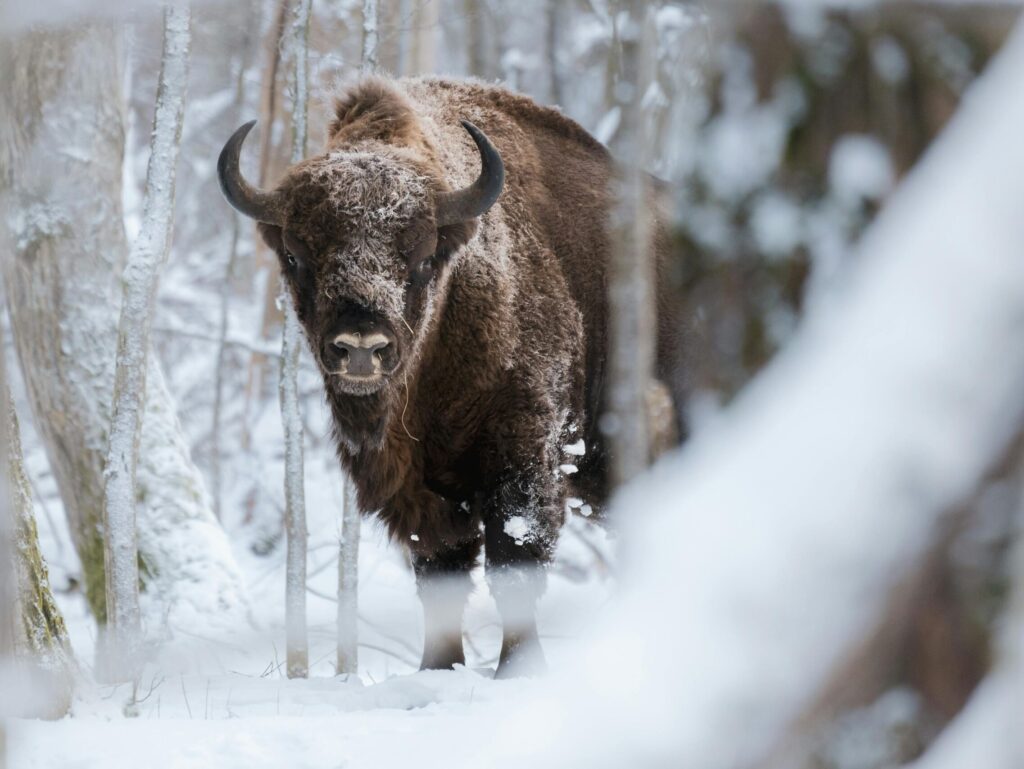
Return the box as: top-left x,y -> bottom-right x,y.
282,0 -> 311,680
604,1 -> 658,488
101,4 -> 191,680
362,0 -> 379,72
0,23 -> 248,646
242,0 -> 289,458
410,0 -> 438,75
545,0 -> 563,105
337,478 -> 359,675
463,0 -> 486,78
333,0 -> 378,677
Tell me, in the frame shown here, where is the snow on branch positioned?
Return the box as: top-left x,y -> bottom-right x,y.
472,20 -> 1024,769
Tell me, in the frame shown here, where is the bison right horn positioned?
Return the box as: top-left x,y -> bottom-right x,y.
217,121 -> 285,226
435,120 -> 505,227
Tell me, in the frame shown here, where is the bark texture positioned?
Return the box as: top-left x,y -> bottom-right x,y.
2,329 -> 75,717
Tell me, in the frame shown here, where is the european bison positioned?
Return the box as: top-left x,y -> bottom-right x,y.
218,77 -> 681,677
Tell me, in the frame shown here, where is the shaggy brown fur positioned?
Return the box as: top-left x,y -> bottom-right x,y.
236,76 -> 682,676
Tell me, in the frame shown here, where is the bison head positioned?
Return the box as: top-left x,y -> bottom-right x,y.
217,120 -> 504,397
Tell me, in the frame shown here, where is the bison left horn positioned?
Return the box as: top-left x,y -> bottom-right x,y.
217,120 -> 285,226
435,120 -> 505,227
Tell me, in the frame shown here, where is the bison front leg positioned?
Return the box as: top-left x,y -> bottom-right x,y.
412,538 -> 480,671
483,477 -> 560,679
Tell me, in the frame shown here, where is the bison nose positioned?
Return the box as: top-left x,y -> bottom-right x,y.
330,332 -> 391,378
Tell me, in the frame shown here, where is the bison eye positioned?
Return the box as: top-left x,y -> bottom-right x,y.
284,250 -> 297,270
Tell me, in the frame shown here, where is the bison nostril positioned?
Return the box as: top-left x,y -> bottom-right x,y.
330,331 -> 393,377
331,341 -> 351,360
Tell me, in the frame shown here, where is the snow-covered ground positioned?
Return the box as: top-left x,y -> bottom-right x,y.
10,668 -> 528,769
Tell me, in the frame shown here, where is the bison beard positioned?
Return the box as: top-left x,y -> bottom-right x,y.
218,76 -> 682,677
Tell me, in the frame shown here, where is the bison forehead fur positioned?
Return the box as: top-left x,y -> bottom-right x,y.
282,151 -> 431,321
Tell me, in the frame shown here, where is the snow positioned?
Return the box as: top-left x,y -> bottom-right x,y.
8,669 -> 533,769
871,36 -> 911,84
503,516 -> 529,545
749,191 -> 804,259
829,135 -> 895,203
562,440 -> 585,456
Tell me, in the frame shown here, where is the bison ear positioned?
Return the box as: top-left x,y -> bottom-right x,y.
257,222 -> 284,253
435,220 -> 477,262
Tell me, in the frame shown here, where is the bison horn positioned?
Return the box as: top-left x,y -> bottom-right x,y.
435,120 -> 505,227
217,120 -> 284,226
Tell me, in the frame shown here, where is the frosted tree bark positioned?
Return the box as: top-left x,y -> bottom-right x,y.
0,24 -> 248,644
1,328 -> 75,717
101,4 -> 191,679
604,1 -> 658,488
362,0 -> 379,72
282,0 -> 312,680
337,477 -> 360,675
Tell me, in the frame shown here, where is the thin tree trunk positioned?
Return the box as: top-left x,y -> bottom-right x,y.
604,1 -> 657,488
242,0 -> 290,455
394,0 -> 413,76
213,8 -> 262,521
545,0 -> 563,105
463,0 -> 485,77
101,3 -> 191,681
334,0 -> 378,677
362,0 -> 379,72
410,0 -> 438,75
282,0 -> 311,680
337,477 -> 360,675
0,23 -> 248,647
